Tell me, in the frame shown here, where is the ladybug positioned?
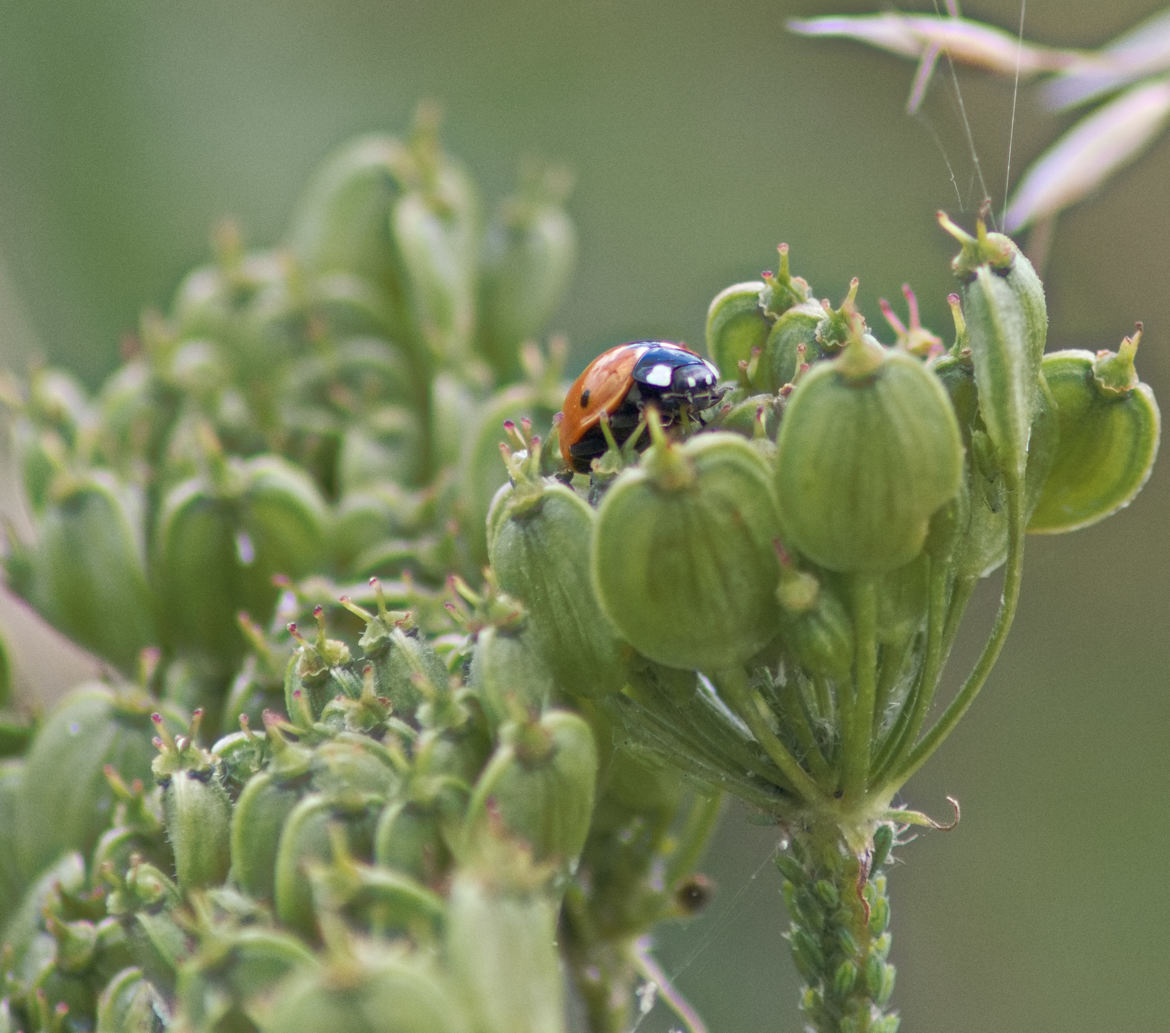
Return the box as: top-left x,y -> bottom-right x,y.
558,341 -> 723,472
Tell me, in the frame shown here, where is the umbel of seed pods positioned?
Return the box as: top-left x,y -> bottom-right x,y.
492,215 -> 1159,838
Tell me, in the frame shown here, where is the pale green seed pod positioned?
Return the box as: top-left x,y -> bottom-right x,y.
14,685 -> 184,885
490,478 -> 628,699
158,766 -> 232,893
774,334 -> 963,574
95,966 -> 171,1033
1028,336 -> 1160,533
285,133 -> 412,302
174,926 -> 315,1031
775,564 -> 854,684
758,300 -> 829,393
933,348 -> 1061,576
942,214 -> 1048,483
257,953 -> 465,1033
463,709 -> 597,874
21,471 -> 155,672
391,168 -> 479,365
705,280 -> 771,376
468,621 -> 555,728
593,430 -> 783,671
272,792 -> 380,940
476,171 -> 576,378
152,452 -> 330,672
447,854 -> 566,1033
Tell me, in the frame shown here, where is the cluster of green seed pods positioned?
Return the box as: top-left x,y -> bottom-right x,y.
0,95 -> 1161,1033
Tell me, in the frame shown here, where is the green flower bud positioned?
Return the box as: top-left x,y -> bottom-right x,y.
490,467 -> 628,699
17,471 -> 155,671
774,330 -> 963,573
476,167 -> 576,378
152,449 -> 329,672
594,429 -> 783,671
14,685 -> 185,884
705,280 -> 771,376
942,214 -> 1047,482
463,709 -> 597,874
447,851 -> 566,1033
1028,331 -> 1160,533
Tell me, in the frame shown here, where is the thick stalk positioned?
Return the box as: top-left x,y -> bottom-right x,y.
776,823 -> 899,1033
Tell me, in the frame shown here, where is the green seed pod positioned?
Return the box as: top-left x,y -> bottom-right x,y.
463,709 -> 597,874
373,796 -> 457,888
452,387 -> 564,572
229,738 -> 313,902
1028,335 -> 1160,533
20,471 -> 155,672
942,214 -> 1047,483
257,952 -> 464,1033
775,561 -> 854,684
758,300 -> 828,393
391,170 -> 479,365
476,169 -> 576,379
285,133 -> 412,305
468,621 -> 555,728
159,767 -> 231,893
14,685 -> 184,884
490,476 -> 628,699
774,333 -> 963,574
447,855 -> 566,1033
593,430 -> 783,671
95,966 -> 171,1033
174,926 -> 315,1032
705,280 -> 771,376
152,451 -> 329,672
933,347 -> 1061,576
273,792 -> 380,940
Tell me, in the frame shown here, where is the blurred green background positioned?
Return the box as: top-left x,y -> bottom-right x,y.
1,1 -> 1166,1030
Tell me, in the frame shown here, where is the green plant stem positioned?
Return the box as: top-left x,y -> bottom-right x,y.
883,485 -> 1026,793
713,666 -> 827,806
777,823 -> 898,1033
870,553 -> 951,783
841,576 -> 878,800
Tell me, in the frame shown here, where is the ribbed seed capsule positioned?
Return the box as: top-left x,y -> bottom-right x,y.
1028,334 -> 1160,533
942,214 -> 1048,483
705,280 -> 771,376
593,430 -> 783,671
152,452 -> 329,672
14,685 -> 185,885
20,471 -> 155,671
490,477 -> 628,699
775,331 -> 964,573
476,171 -> 576,379
463,709 -> 597,875
257,953 -> 464,1033
447,855 -> 566,1033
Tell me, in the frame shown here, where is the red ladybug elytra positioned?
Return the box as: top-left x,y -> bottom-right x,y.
558,341 -> 723,472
